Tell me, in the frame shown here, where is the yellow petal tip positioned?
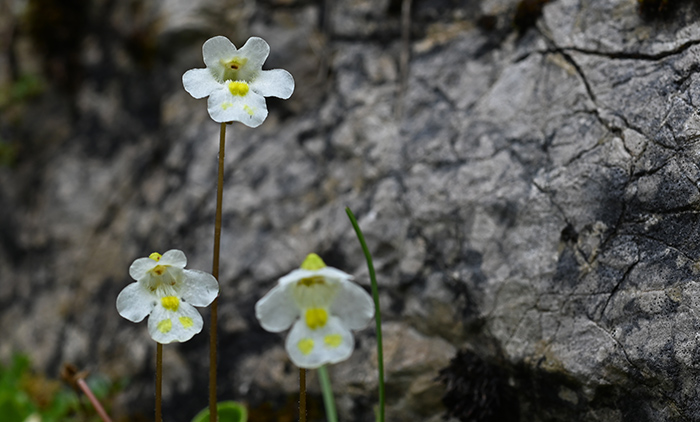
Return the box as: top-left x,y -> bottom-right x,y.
301,253 -> 326,271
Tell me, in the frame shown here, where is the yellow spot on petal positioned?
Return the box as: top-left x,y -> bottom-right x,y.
228,81 -> 249,96
243,105 -> 255,116
222,101 -> 233,110
305,308 -> 328,330
179,316 -> 194,328
158,319 -> 172,333
301,253 -> 326,271
298,338 -> 314,355
324,334 -> 343,348
149,252 -> 162,261
161,296 -> 179,312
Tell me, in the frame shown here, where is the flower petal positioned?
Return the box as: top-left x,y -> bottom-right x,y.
181,269 -> 219,307
116,282 -> 156,322
255,283 -> 298,332
148,300 -> 204,344
320,317 -> 355,365
331,279 -> 374,330
278,268 -> 314,286
317,267 -> 354,282
207,87 -> 268,127
129,257 -> 157,281
285,316 -> 354,369
159,250 -> 187,268
202,36 -> 238,69
251,69 -> 294,99
278,267 -> 347,286
237,37 -> 270,71
183,68 -> 222,99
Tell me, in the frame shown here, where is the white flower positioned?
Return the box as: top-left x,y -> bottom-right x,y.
255,253 -> 375,369
182,35 -> 295,127
117,250 -> 219,344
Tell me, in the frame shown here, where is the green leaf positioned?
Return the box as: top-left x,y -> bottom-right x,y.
191,401 -> 248,422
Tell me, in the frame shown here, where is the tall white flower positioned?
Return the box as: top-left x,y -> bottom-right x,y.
117,250 -> 219,344
182,35 -> 294,127
255,253 -> 375,369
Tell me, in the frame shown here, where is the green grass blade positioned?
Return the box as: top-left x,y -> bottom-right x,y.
318,366 -> 338,422
345,207 -> 385,422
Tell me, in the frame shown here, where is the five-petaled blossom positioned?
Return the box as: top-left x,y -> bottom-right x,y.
182,35 -> 295,127
117,250 -> 219,344
255,253 -> 374,369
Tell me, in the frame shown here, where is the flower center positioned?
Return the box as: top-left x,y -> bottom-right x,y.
305,308 -> 328,330
221,57 -> 249,82
293,276 -> 338,309
228,81 -> 249,96
152,265 -> 166,276
222,57 -> 247,70
145,263 -> 181,293
298,275 -> 325,287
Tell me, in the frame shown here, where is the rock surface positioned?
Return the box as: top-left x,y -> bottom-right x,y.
2,0 -> 700,420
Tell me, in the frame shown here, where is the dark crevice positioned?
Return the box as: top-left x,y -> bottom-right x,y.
598,258 -> 640,322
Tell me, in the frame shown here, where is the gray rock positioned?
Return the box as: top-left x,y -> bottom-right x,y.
3,0 -> 700,421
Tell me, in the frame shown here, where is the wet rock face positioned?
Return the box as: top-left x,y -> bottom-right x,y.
3,0 -> 700,420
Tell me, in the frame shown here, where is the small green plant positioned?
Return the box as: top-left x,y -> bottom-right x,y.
0,355 -> 119,422
0,73 -> 44,109
191,401 -> 248,422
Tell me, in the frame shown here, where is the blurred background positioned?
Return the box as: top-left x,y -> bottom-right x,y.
5,0 -> 700,421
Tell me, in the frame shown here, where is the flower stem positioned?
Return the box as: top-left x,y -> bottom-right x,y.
156,343 -> 163,422
210,122 -> 227,421
299,368 -> 307,422
60,364 -> 113,422
76,378 -> 113,422
345,207 -> 385,422
317,366 -> 337,422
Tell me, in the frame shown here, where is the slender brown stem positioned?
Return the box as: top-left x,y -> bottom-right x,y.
156,343 -> 163,422
76,379 -> 113,422
60,363 -> 113,422
210,122 -> 226,422
299,368 -> 307,422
